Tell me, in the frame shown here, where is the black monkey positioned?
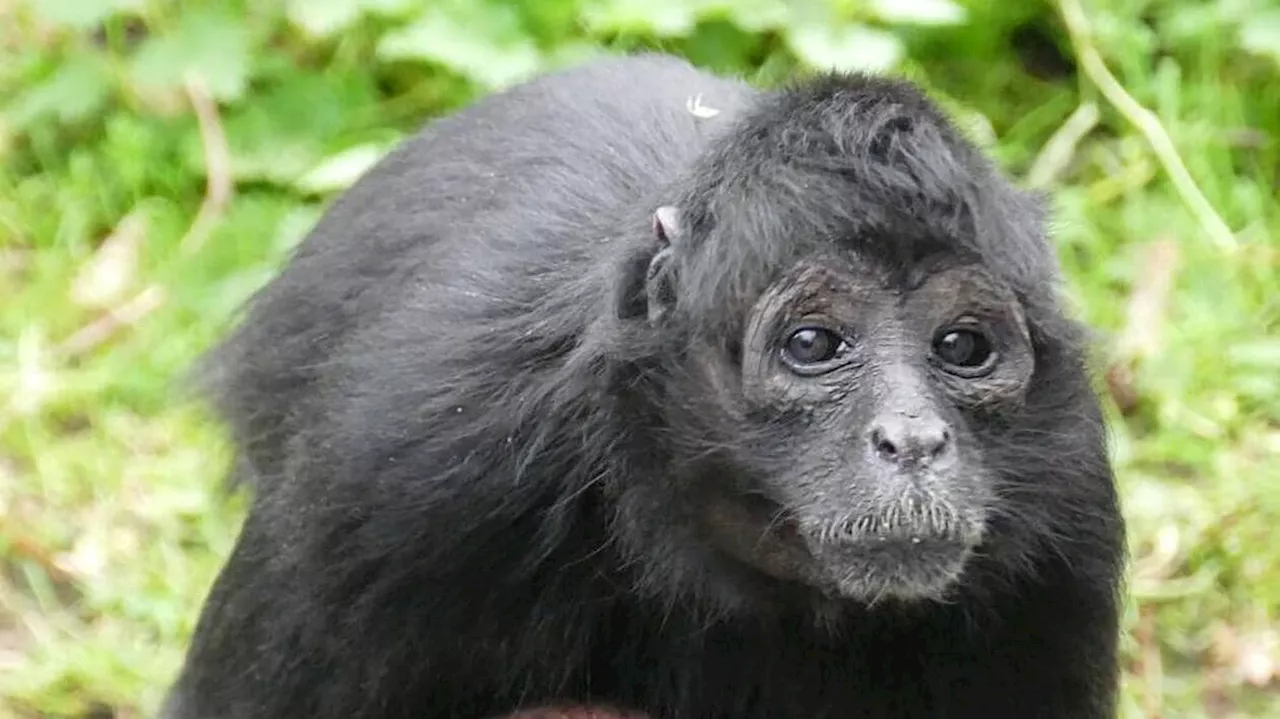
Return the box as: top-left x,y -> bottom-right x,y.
163,53 -> 1126,719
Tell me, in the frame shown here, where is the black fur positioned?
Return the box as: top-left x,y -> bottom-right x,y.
163,53 -> 1125,719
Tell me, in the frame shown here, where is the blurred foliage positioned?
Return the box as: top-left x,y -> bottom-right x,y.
0,0 -> 1278,717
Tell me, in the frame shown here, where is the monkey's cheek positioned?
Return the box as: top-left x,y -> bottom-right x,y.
808,538 -> 973,602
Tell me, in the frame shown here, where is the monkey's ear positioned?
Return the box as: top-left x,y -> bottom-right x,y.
615,205 -> 682,322
645,246 -> 676,323
645,206 -> 681,323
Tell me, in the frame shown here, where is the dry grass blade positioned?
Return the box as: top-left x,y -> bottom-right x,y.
1026,102 -> 1100,189
1105,238 -> 1180,414
59,285 -> 165,359
1056,0 -> 1238,253
1116,238 -> 1181,361
71,209 -> 146,309
178,72 -> 233,254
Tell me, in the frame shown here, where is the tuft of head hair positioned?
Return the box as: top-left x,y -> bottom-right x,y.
657,72 -> 1057,342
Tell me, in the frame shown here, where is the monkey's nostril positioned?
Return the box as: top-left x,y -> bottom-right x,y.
935,429 -> 953,457
872,428 -> 899,460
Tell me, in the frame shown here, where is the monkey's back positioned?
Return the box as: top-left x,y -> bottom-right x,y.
202,54 -> 755,487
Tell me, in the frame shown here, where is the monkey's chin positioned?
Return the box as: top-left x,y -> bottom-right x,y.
805,537 -> 972,603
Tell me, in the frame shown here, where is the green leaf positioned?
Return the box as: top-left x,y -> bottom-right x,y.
377,5 -> 541,89
360,0 -> 420,13
32,0 -> 143,30
4,53 -> 112,130
273,206 -> 325,254
127,9 -> 251,102
697,0 -> 791,32
580,0 -> 700,37
785,23 -> 904,74
1226,339 -> 1280,368
1240,11 -> 1280,66
283,0 -> 417,37
868,0 -> 966,26
285,0 -> 365,37
211,70 -> 382,187
681,19 -> 764,74
293,143 -> 393,195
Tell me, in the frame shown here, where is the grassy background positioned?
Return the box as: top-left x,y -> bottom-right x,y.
1,0 -> 1277,716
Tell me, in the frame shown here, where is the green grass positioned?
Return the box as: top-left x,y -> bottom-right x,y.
1,0 -> 1278,717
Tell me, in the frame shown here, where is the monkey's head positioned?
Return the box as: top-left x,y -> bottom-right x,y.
610,75 -> 1120,614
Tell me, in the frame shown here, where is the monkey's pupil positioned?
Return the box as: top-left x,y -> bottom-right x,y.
936,330 -> 990,367
786,328 -> 839,364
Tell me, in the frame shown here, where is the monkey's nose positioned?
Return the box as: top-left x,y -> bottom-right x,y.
868,414 -> 954,468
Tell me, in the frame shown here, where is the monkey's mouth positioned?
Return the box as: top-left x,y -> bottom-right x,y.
795,496 -> 983,601
801,531 -> 975,602
705,491 -> 982,602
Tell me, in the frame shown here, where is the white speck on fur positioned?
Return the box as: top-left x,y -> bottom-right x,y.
685,94 -> 720,119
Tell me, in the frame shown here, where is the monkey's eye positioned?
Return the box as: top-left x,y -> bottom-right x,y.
932,325 -> 996,376
782,327 -> 848,372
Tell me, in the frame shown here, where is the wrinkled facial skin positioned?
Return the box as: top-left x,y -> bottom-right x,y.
701,256 -> 1035,603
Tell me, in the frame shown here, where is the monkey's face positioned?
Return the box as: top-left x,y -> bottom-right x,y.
697,256 -> 1037,604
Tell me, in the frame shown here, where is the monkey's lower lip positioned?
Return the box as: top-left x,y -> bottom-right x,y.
810,535 -> 969,559
805,534 -> 974,601
739,496 -> 976,552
